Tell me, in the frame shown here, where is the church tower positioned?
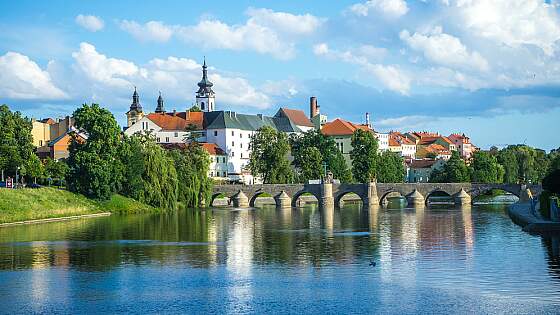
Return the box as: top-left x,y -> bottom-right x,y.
126,87 -> 144,127
195,58 -> 215,112
155,91 -> 165,113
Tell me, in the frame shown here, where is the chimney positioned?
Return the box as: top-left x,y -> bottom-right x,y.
310,96 -> 319,118
173,109 -> 177,116
365,112 -> 370,128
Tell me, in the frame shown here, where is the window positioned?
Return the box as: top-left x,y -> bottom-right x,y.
232,141 -> 234,147
210,172 -> 214,177
340,143 -> 344,153
174,132 -> 178,137
39,140 -> 43,146
240,133 -> 243,138
223,171 -> 227,177
156,137 -> 161,142
166,137 -> 169,143
231,151 -> 235,157
240,153 -> 243,158
240,143 -> 243,149
223,157 -> 226,163
232,131 -> 235,136
201,102 -> 205,110
214,131 -> 218,137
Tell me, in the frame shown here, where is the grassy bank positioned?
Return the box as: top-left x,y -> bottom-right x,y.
0,188 -> 156,224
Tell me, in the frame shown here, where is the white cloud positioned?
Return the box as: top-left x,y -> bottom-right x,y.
119,20 -> 173,43
69,43 -> 272,109
72,42 -> 140,88
350,0 -> 409,18
313,43 -> 409,94
400,26 -> 489,72
456,0 -> 560,56
0,52 -> 67,99
245,7 -> 324,36
376,115 -> 437,130
75,14 -> 104,32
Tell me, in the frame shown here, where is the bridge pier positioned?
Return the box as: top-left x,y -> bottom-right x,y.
407,189 -> 425,207
363,182 -> 379,208
454,188 -> 471,205
275,191 -> 291,208
320,183 -> 334,209
233,190 -> 249,208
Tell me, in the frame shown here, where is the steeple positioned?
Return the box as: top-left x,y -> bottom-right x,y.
196,57 -> 216,112
155,91 -> 165,113
130,86 -> 142,112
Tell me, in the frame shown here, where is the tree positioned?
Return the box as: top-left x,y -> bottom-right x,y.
430,151 -> 470,183
543,169 -> 560,195
290,130 -> 351,182
67,104 -> 121,200
376,151 -> 405,183
497,147 -> 519,183
119,134 -> 178,209
549,148 -> 560,173
0,105 -> 35,180
44,157 -> 69,185
22,154 -> 43,184
170,144 -> 213,208
189,105 -> 201,112
377,150 -> 405,183
298,147 -> 323,182
350,129 -> 378,183
248,126 -> 293,184
470,151 -> 503,183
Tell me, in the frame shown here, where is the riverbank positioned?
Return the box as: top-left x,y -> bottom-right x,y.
508,202 -> 560,234
0,188 -> 156,224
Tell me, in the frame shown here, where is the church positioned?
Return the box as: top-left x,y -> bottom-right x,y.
123,59 -> 315,184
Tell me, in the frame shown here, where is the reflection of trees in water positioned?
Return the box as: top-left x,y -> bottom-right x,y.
541,236 -> 560,281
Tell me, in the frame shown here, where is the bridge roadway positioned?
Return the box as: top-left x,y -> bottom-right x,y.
211,182 -> 542,208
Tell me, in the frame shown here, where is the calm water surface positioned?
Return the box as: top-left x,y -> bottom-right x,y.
1,203 -> 559,314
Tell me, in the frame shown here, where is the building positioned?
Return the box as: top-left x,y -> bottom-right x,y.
321,118 -> 373,166
36,127 -> 87,160
32,116 -> 78,160
124,59 -> 310,184
406,159 -> 445,183
388,131 -> 416,158
201,143 -> 228,180
309,96 -> 328,130
417,143 -> 452,160
448,133 -> 477,159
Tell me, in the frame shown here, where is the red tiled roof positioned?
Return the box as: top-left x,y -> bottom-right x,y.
200,143 -> 225,155
425,143 -> 450,154
278,108 -> 314,127
321,118 -> 372,136
408,159 -> 438,169
389,137 -> 400,147
146,111 -> 204,131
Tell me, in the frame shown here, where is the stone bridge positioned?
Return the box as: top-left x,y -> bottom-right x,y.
211,182 -> 542,209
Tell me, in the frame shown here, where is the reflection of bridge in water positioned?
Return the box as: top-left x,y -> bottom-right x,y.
211,183 -> 542,208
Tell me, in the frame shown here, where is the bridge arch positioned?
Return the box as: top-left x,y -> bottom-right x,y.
291,190 -> 320,208
471,187 -> 520,204
249,192 -> 276,207
334,190 -> 364,208
425,189 -> 454,205
210,192 -> 231,207
379,190 -> 407,207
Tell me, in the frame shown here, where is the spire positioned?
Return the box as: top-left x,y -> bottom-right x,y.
129,86 -> 142,112
197,57 -> 214,97
155,91 -> 165,113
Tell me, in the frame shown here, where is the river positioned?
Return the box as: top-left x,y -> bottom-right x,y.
0,203 -> 559,314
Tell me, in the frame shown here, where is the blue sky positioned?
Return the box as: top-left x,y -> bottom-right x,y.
1,0 -> 560,150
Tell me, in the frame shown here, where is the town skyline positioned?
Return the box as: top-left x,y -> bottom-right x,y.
2,0 -> 560,150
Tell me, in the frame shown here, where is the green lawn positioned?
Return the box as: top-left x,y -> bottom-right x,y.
0,188 -> 157,223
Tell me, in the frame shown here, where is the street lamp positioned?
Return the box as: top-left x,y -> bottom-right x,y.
15,166 -> 20,188
322,161 -> 328,181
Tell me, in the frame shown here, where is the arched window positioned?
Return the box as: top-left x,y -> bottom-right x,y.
201,102 -> 205,110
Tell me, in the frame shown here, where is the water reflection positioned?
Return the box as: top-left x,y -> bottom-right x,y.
0,203 -> 560,312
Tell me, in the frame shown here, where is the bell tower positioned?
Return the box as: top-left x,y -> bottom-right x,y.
195,57 -> 215,112
126,87 -> 144,127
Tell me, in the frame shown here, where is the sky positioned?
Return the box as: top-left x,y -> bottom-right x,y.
1,0 -> 560,150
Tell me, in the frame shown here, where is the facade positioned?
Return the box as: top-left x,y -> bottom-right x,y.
388,132 -> 416,158
36,127 -> 87,160
448,133 -> 476,159
406,159 -> 445,183
375,132 -> 389,151
32,116 -> 76,160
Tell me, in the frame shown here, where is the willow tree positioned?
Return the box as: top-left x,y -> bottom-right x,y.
170,144 -> 213,208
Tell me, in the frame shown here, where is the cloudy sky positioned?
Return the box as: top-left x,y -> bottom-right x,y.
1,0 -> 560,150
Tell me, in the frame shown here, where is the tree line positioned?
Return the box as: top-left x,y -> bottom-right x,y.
248,127 -> 406,184
0,104 -> 212,209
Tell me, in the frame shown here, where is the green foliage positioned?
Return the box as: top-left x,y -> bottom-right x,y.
430,151 -> 470,183
497,145 -> 549,184
118,134 -> 178,209
248,126 -> 293,183
540,191 -> 553,220
297,147 -> 323,182
0,104 -> 35,178
44,157 -> 69,180
350,129 -> 378,183
170,144 -> 213,208
470,151 -> 503,183
548,148 -> 560,173
497,148 -> 519,184
67,104 -> 121,200
290,130 -> 351,182
376,151 -> 405,183
189,105 -> 202,112
22,154 -> 44,183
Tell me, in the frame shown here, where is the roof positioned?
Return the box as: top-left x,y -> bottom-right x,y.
40,118 -> 56,125
390,131 -> 416,146
424,143 -> 450,155
448,133 -> 471,144
275,108 -> 314,127
408,159 -> 438,169
146,111 -> 204,131
200,143 -> 226,155
204,111 -> 302,133
321,118 -> 372,136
